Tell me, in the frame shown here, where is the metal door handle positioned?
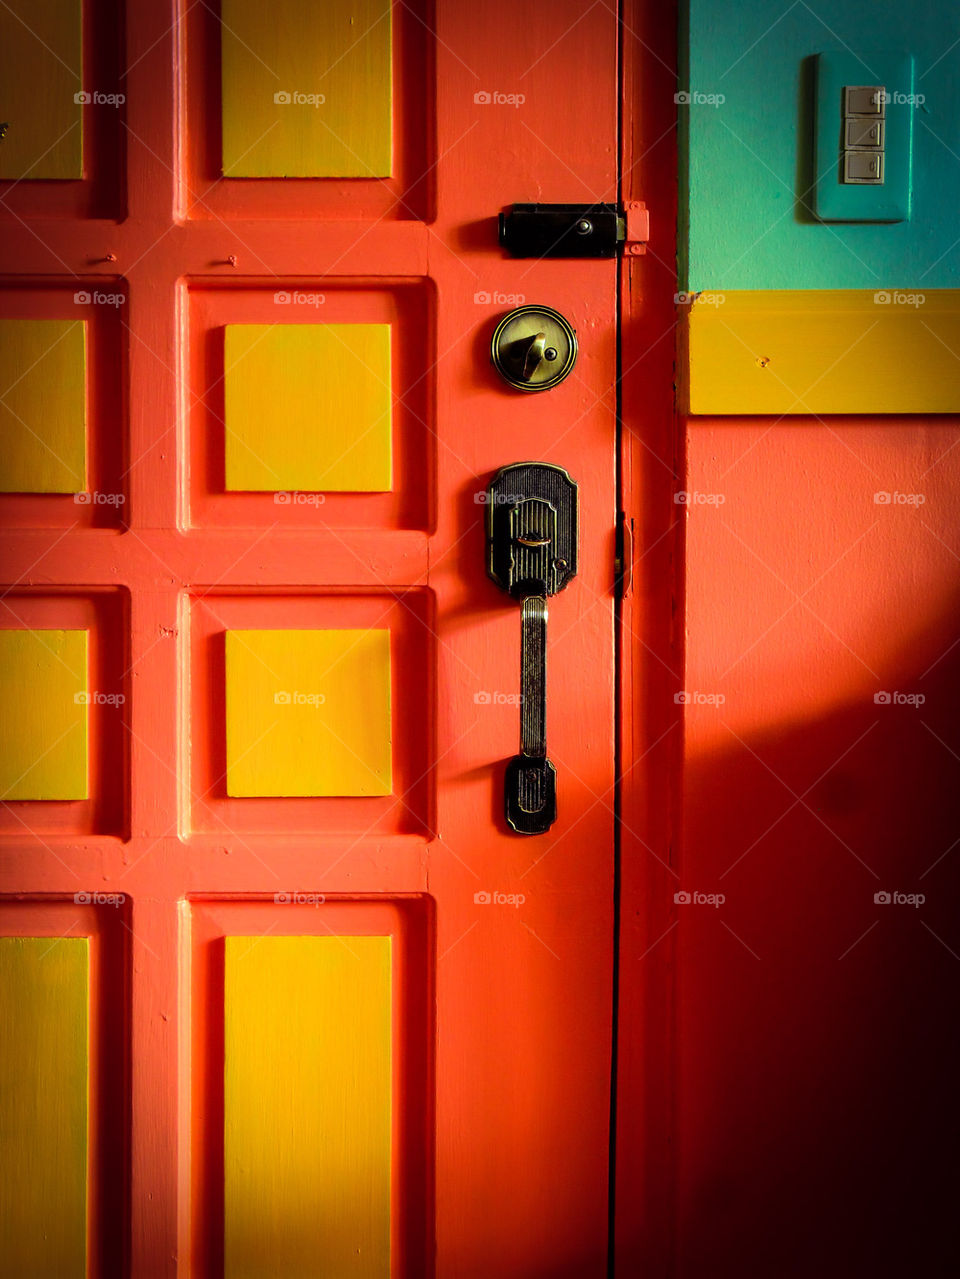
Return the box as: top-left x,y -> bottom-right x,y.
486,462 -> 578,834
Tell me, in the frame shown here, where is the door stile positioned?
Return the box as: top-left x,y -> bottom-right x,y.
615,0 -> 683,1273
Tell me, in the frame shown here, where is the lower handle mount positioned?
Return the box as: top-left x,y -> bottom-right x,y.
505,754 -> 558,835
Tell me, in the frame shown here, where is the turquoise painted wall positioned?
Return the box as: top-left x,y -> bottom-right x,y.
681,0 -> 960,290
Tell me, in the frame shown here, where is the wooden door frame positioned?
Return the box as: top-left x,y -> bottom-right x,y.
615,0 -> 682,1272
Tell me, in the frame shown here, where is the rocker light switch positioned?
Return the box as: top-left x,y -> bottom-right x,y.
845,85 -> 884,115
845,118 -> 883,149
843,150 -> 883,183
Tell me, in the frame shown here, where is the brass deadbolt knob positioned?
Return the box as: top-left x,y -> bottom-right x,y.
491,305 -> 578,392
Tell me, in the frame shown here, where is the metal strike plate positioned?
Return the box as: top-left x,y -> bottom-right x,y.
486,462 -> 578,598
491,305 -> 578,393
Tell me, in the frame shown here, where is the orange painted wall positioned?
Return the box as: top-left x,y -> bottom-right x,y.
677,416 -> 960,1274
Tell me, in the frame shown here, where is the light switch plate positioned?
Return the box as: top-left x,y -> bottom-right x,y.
813,52 -> 914,222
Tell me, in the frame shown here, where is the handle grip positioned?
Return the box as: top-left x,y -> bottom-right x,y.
485,463 -> 578,835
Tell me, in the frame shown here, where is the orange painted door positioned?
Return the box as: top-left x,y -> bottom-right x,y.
0,2 -> 620,1276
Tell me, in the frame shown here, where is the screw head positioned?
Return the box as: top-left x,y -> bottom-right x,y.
544,347 -> 558,361
575,218 -> 593,235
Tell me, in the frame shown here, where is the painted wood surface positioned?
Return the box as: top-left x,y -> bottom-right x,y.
0,0 -> 82,180
220,0 -> 392,177
0,629 -> 87,800
685,289 -> 960,414
223,934 -> 392,1278
224,627 -> 393,796
0,318 -> 86,492
614,3 -> 682,1272
0,1 -> 620,1273
224,323 -> 393,492
0,936 -> 88,1276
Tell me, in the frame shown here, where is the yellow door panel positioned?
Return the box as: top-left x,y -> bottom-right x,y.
220,0 -> 392,177
0,319 -> 86,493
225,628 -> 393,797
224,323 -> 393,493
0,936 -> 88,1276
0,0 -> 83,180
224,934 -> 392,1279
0,629 -> 88,800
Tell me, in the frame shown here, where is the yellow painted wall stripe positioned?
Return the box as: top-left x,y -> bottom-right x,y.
221,0 -> 392,177
0,936 -> 89,1276
224,935 -> 392,1279
225,628 -> 393,798
224,323 -> 393,493
0,0 -> 83,180
0,319 -> 86,493
684,289 -> 960,414
0,630 -> 88,801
